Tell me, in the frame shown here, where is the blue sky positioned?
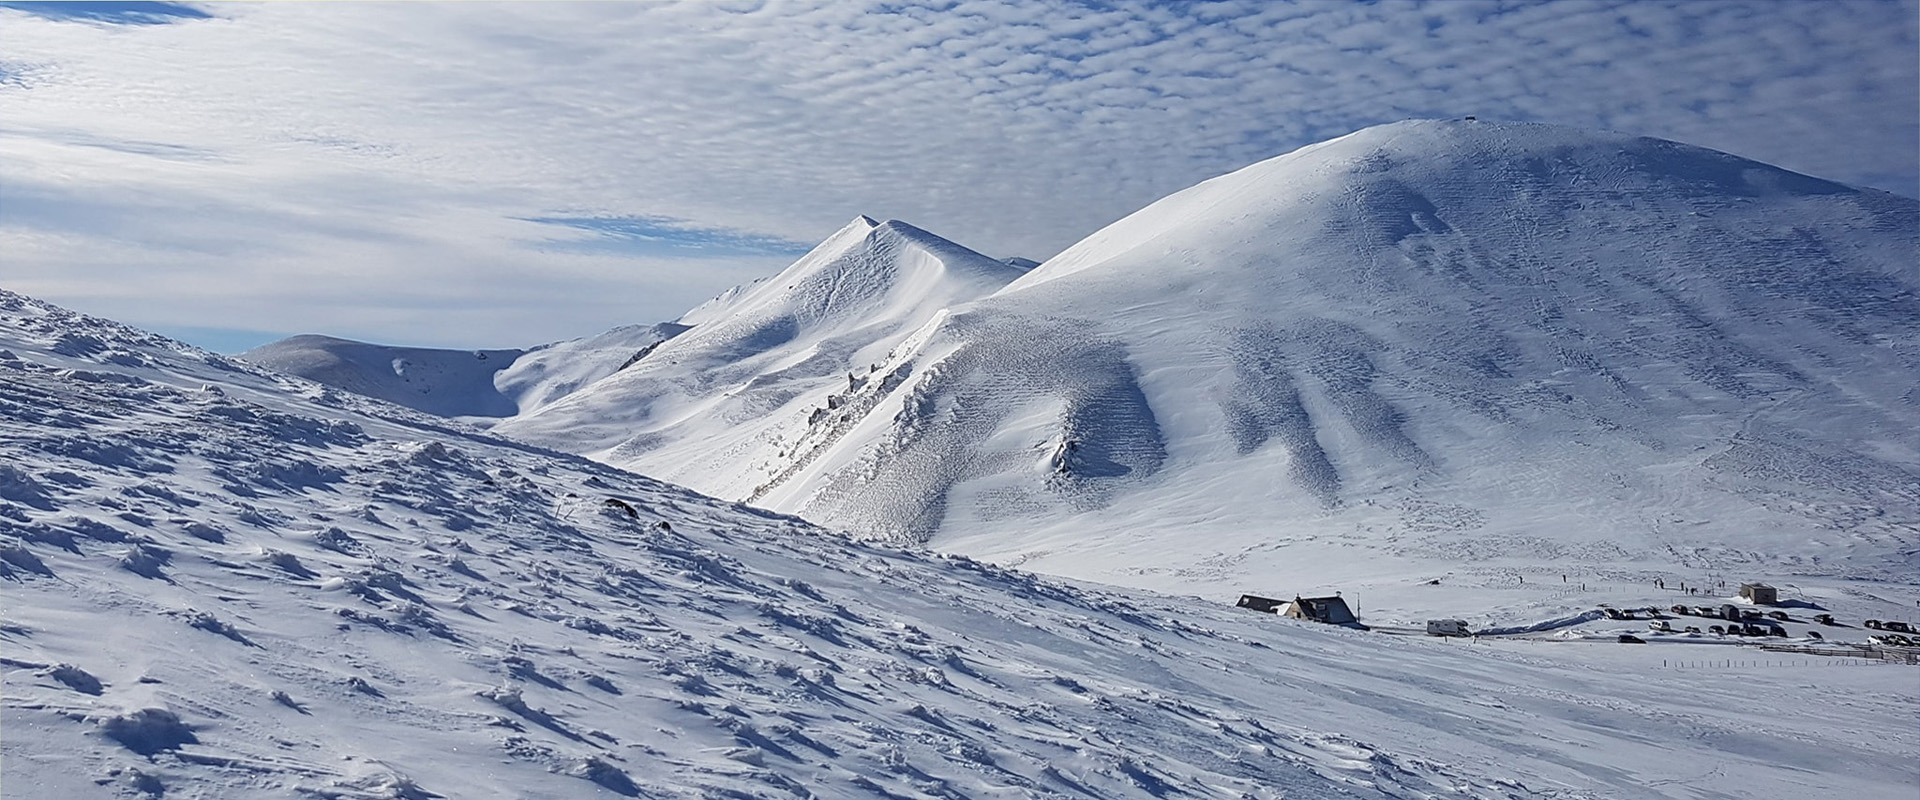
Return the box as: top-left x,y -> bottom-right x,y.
2,0 -> 1915,350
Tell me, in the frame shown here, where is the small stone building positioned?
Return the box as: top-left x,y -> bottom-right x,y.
1739,583 -> 1778,605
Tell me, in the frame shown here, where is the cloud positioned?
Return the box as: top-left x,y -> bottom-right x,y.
0,0 -> 1913,349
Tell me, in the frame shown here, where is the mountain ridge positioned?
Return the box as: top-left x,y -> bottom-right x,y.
490,215 -> 1032,500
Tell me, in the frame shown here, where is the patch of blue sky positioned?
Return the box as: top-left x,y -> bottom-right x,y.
0,1 -> 212,25
524,215 -> 813,259
146,325 -> 289,355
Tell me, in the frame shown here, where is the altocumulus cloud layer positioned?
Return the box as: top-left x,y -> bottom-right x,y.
1,0 -> 1914,349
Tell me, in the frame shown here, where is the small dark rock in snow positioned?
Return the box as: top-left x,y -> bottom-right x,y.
270,689 -> 309,713
49,663 -> 104,695
261,549 -> 315,578
562,756 -> 640,796
118,544 -> 172,580
311,527 -> 365,554
180,521 -> 225,543
100,708 -> 197,756
184,610 -> 254,646
124,768 -> 166,797
327,772 -> 436,800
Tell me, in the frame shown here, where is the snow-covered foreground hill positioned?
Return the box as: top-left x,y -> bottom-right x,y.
6,292 -> 1915,798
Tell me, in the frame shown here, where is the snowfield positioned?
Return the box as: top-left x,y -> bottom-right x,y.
404,120 -> 1918,627
261,124 -> 1917,628
741,121 -> 1920,613
20,118 -> 1919,798
5,292 -> 1916,798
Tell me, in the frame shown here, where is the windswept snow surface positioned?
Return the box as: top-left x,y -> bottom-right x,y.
495,216 -> 1032,501
493,322 -> 691,414
7,289 -> 1915,798
704,120 -> 1920,620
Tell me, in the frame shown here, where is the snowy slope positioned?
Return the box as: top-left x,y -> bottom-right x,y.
495,216 -> 1032,500
5,288 -> 1918,800
492,322 -> 691,414
240,335 -> 528,418
725,120 -> 1919,612
243,324 -> 687,420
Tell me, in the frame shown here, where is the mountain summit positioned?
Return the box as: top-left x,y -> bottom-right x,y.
724,120 -> 1918,605
494,216 -> 1031,499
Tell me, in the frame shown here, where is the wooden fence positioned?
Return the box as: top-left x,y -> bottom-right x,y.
1757,642 -> 1920,665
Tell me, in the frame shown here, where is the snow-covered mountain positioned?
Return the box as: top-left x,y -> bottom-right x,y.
7,289 -> 1919,799
239,335 -> 530,418
492,215 -> 1032,500
243,324 -> 688,420
240,121 -> 1918,628
666,120 -> 1918,609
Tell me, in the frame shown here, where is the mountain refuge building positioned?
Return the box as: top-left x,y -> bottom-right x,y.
1281,595 -> 1368,630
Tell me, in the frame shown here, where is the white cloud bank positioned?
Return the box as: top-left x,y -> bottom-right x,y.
2,0 -> 1914,349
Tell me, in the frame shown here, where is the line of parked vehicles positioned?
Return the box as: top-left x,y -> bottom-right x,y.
1419,604 -> 1918,647
1861,620 -> 1919,647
